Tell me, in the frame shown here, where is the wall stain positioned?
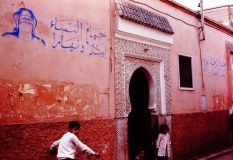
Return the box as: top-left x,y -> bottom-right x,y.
213,94 -> 225,110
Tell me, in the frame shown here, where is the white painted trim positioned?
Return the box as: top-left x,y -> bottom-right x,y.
115,31 -> 171,49
116,17 -> 173,48
178,53 -> 195,90
160,60 -> 166,114
180,87 -> 194,91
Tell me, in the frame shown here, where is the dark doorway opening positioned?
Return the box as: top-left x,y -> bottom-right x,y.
128,68 -> 151,160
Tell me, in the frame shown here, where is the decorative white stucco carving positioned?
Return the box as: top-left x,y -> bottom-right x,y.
124,56 -> 161,115
115,37 -> 171,118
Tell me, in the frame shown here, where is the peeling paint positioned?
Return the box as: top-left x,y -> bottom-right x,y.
19,84 -> 35,94
83,105 -> 93,111
56,95 -> 63,101
42,84 -> 51,88
64,85 -> 69,93
213,94 -> 225,110
57,113 -> 63,117
5,84 -> 12,87
70,88 -> 77,95
78,99 -> 82,103
64,96 -> 68,102
0,83 -> 99,123
46,103 -> 56,110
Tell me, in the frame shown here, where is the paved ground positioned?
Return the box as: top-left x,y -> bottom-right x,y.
195,147 -> 233,160
209,151 -> 233,160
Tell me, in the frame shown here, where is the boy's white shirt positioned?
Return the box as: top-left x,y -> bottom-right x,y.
50,132 -> 95,159
156,133 -> 171,157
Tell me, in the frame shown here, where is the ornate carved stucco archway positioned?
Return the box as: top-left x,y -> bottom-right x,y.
125,58 -> 160,115
115,37 -> 171,160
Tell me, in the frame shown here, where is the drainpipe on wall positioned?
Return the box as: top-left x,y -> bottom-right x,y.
228,6 -> 231,22
198,0 -> 206,110
199,0 -> 205,41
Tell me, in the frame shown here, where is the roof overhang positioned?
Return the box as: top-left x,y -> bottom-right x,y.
115,0 -> 173,48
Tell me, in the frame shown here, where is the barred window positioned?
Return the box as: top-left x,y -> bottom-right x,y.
179,55 -> 193,89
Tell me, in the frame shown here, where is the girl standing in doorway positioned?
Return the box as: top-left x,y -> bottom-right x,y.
156,124 -> 171,160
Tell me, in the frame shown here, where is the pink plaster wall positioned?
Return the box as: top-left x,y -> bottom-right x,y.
131,0 -> 233,114
168,6 -> 232,114
0,0 -> 115,123
124,0 -> 233,159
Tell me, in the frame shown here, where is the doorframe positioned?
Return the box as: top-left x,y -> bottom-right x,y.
128,67 -> 153,160
115,33 -> 172,160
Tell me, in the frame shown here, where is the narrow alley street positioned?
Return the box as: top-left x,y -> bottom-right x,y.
210,151 -> 233,160
1,0 -> 233,159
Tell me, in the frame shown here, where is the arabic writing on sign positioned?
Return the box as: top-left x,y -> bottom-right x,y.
203,57 -> 226,77
50,17 -> 106,55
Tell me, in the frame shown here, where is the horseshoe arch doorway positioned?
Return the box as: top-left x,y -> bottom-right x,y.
128,67 -> 156,160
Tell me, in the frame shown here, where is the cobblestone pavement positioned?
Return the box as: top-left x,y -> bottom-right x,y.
210,151 -> 233,160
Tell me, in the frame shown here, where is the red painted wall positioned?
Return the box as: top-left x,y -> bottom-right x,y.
0,119 -> 116,160
172,111 -> 230,160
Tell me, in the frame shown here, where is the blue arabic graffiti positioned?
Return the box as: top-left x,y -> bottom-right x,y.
203,57 -> 226,77
2,8 -> 45,46
50,18 -> 106,55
